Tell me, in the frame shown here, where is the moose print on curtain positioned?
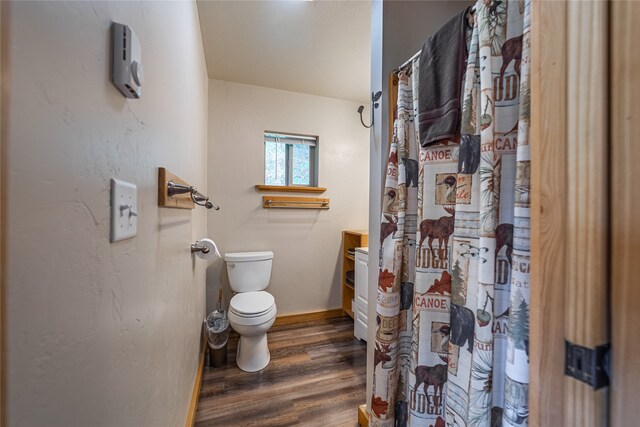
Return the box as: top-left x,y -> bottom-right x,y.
370,1 -> 530,426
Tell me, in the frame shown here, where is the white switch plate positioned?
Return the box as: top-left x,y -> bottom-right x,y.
110,178 -> 138,242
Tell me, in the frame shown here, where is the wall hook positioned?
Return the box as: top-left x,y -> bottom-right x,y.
358,91 -> 382,128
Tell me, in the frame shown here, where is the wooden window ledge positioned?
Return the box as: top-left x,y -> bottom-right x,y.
255,185 -> 327,194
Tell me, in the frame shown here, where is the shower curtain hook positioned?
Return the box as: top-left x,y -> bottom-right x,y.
358,91 -> 383,129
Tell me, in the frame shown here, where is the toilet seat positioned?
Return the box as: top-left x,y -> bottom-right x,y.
229,292 -> 277,326
229,305 -> 276,326
230,291 -> 275,315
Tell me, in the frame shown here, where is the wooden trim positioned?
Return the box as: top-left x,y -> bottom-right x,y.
273,309 -> 344,327
343,230 -> 368,237
610,2 -> 640,425
254,185 -> 326,194
158,167 -> 195,209
564,1 -> 609,425
262,196 -> 330,210
185,326 -> 207,427
529,0 -> 568,424
357,403 -> 368,427
388,73 -> 399,143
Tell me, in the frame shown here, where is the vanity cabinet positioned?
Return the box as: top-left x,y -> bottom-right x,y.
353,247 -> 369,341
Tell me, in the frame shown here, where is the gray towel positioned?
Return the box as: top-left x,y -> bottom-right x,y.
418,7 -> 471,147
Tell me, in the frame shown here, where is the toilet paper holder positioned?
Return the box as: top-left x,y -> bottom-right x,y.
191,241 -> 210,254
191,238 -> 221,260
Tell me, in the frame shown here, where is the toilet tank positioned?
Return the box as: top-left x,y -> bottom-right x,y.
225,251 -> 274,292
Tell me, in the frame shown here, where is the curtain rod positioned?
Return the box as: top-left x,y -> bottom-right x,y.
395,50 -> 421,74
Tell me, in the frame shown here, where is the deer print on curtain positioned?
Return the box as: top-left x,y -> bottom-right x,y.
370,1 -> 530,426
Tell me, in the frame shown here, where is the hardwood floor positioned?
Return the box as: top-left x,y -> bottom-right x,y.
195,316 -> 367,427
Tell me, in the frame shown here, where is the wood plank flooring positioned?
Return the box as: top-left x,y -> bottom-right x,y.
195,316 -> 367,427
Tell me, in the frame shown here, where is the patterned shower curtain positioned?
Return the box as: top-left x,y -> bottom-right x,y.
370,1 -> 531,426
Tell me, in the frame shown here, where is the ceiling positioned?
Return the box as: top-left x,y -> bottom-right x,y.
196,0 -> 371,103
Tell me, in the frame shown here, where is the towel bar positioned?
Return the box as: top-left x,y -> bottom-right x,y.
262,196 -> 330,209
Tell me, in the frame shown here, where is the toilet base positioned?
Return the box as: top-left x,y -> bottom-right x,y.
236,332 -> 270,372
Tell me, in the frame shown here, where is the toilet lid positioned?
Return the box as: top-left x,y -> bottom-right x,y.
225,251 -> 273,262
230,292 -> 275,316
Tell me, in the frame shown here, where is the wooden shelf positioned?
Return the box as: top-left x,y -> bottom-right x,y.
255,185 -> 327,194
344,229 -> 368,236
342,230 -> 368,320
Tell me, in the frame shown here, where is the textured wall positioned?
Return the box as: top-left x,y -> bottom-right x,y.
207,79 -> 369,315
2,1 -> 208,426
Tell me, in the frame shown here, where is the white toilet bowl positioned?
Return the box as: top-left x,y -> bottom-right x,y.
225,251 -> 276,372
228,291 -> 277,372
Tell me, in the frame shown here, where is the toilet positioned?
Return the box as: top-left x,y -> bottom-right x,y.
225,251 -> 277,372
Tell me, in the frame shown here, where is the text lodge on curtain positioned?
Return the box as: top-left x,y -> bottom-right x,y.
370,1 -> 531,426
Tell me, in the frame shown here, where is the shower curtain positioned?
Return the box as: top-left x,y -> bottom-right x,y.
370,1 -> 531,426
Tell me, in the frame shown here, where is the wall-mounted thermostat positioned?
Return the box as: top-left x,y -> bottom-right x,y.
111,22 -> 143,99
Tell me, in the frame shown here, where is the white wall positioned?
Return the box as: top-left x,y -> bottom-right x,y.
366,0 -> 475,408
207,79 -> 369,315
2,1 -> 208,426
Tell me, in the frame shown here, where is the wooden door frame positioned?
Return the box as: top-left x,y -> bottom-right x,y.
530,0 -> 610,425
529,0 -> 568,424
610,2 -> 640,425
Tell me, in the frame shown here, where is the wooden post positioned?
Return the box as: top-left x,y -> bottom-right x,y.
564,1 -> 609,425
389,73 -> 399,144
610,1 -> 640,425
529,0 -> 568,424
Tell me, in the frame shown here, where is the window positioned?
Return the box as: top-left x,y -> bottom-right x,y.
264,132 -> 318,186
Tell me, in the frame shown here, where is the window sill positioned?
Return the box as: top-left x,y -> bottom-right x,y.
254,185 -> 327,194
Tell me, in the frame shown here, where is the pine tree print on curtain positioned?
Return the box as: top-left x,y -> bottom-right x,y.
444,1 -> 527,426
502,0 -> 531,425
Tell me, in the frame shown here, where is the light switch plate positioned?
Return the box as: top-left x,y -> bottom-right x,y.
110,178 -> 138,242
